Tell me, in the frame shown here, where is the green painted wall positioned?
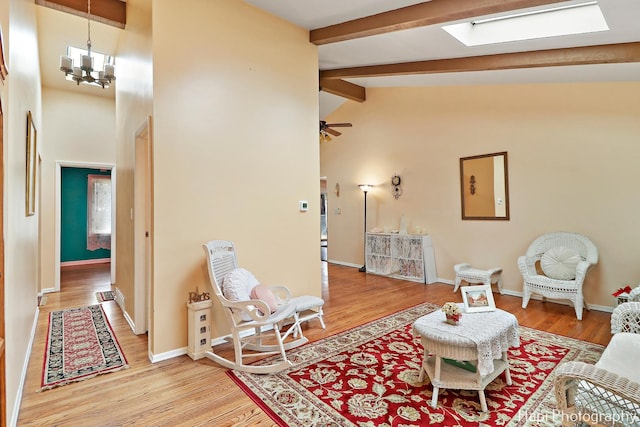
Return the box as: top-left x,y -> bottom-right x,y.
61,167 -> 112,262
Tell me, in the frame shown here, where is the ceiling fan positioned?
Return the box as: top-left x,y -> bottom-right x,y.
320,121 -> 352,142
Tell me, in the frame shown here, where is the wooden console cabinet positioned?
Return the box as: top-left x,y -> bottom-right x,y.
365,233 -> 437,284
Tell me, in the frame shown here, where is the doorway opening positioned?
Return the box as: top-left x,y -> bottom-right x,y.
54,161 -> 116,292
133,116 -> 153,338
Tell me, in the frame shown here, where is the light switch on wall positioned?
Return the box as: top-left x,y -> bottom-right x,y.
334,207 -> 341,215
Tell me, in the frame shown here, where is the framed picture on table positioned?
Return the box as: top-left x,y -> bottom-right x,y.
461,285 -> 496,313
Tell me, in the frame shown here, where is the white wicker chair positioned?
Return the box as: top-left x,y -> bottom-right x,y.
519,232 -> 598,320
554,302 -> 640,427
202,240 -> 311,374
629,286 -> 640,302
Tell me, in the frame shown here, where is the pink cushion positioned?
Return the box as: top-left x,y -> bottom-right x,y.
250,285 -> 278,313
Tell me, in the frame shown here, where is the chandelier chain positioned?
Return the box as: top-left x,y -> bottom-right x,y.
87,0 -> 92,51
59,0 -> 115,88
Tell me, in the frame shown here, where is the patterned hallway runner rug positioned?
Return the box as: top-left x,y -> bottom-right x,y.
96,290 -> 115,302
41,305 -> 128,391
228,302 -> 605,427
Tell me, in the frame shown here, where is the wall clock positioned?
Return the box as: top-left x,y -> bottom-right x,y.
391,174 -> 402,199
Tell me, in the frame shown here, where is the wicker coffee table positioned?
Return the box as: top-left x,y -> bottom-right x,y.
412,306 -> 520,412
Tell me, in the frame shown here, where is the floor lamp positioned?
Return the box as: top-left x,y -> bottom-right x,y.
358,184 -> 372,272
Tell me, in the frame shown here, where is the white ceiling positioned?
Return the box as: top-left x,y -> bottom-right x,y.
36,1 -> 640,113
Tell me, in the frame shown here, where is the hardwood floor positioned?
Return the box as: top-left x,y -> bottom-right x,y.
17,262 -> 612,426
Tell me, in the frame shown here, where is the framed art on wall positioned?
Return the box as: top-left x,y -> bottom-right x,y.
461,285 -> 496,313
26,110 -> 37,216
460,151 -> 510,220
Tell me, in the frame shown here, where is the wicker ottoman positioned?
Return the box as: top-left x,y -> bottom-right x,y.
454,263 -> 503,294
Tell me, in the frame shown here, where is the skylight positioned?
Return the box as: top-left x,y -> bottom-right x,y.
65,46 -> 115,85
442,2 -> 609,47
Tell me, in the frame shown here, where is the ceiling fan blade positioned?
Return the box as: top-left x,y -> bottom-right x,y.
326,123 -> 352,128
325,128 -> 341,137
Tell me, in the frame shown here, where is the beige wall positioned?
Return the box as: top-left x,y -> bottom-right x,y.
321,83 -> 640,309
150,0 -> 320,355
2,0 -> 42,423
40,88 -> 116,292
114,0 -> 153,336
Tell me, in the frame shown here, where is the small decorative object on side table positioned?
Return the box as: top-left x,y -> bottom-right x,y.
612,285 -> 632,306
442,302 -> 462,325
187,288 -> 212,360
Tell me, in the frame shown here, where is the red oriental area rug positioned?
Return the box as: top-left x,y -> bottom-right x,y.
41,305 -> 128,391
228,302 -> 604,426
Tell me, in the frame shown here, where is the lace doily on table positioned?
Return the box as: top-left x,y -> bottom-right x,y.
413,308 -> 520,376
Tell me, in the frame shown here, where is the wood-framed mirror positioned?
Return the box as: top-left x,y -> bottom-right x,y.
459,151 -> 509,220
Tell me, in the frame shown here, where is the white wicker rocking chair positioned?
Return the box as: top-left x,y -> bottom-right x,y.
554,302 -> 640,426
519,232 -> 598,320
202,240 -> 309,374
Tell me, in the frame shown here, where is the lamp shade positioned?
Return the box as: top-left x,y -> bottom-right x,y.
59,55 -> 73,72
359,184 -> 372,192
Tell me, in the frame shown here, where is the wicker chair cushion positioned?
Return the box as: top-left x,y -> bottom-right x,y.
540,246 -> 581,280
250,285 -> 278,313
222,267 -> 260,302
595,332 -> 640,384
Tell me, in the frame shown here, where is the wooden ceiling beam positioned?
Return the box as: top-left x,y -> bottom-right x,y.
35,0 -> 126,29
319,42 -> 640,79
319,78 -> 366,102
311,0 -> 568,45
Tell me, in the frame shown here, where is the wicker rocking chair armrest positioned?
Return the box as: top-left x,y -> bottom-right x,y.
267,285 -> 293,304
224,299 -> 273,322
555,361 -> 640,411
611,302 -> 640,334
517,255 -> 536,276
629,286 -> 640,302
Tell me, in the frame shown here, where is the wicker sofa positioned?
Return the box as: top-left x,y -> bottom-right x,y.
554,301 -> 640,426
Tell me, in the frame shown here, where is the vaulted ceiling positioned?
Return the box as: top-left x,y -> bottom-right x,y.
36,0 -> 640,115
245,0 -> 640,117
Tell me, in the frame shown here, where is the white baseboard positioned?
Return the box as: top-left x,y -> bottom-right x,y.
113,287 -> 137,333
60,258 -> 110,267
12,307 -> 40,427
327,260 -> 361,269
149,347 -> 188,363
